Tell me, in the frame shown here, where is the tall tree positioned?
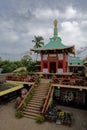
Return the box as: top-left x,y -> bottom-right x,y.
21,55 -> 32,67
32,36 -> 44,60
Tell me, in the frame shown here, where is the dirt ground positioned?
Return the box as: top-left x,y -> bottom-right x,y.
0,101 -> 87,130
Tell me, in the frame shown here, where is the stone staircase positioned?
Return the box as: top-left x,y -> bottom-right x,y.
23,79 -> 50,119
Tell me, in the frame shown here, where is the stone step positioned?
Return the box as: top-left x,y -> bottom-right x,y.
38,85 -> 48,87
31,99 -> 42,102
36,91 -> 45,94
24,113 -> 38,120
40,79 -> 51,83
35,91 -> 47,94
29,100 -> 41,104
29,101 -> 41,105
35,88 -> 47,93
35,88 -> 47,90
25,105 -> 40,111
38,86 -> 48,89
24,109 -> 39,115
35,90 -> 47,93
34,90 -> 47,93
24,107 -> 40,113
24,114 -> 36,120
40,84 -> 49,86
32,97 -> 44,100
32,94 -> 46,98
31,98 -> 42,102
33,94 -> 46,98
34,93 -> 48,96
27,103 -> 41,108
23,111 -> 39,116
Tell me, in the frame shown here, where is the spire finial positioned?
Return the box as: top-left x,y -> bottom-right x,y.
54,19 -> 58,37
54,19 -> 58,27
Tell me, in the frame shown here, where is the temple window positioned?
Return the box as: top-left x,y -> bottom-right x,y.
43,54 -> 48,60
43,62 -> 47,68
58,54 -> 63,60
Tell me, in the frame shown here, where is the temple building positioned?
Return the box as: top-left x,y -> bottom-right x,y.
68,56 -> 84,76
30,20 -> 87,109
84,57 -> 87,77
31,20 -> 75,74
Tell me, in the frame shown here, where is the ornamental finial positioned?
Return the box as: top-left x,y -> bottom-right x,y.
54,19 -> 58,27
54,19 -> 58,37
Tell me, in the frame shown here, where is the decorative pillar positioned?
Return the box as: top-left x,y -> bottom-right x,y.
41,53 -> 43,72
48,53 -> 50,73
56,60 -> 58,73
63,53 -> 67,73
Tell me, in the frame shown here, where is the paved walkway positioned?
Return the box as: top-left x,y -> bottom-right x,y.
0,101 -> 87,130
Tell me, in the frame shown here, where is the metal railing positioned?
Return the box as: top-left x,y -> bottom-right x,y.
41,84 -> 53,114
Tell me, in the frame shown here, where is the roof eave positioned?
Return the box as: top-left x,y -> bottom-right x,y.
31,45 -> 75,54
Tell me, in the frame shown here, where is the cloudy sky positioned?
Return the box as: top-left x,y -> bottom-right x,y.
0,0 -> 87,60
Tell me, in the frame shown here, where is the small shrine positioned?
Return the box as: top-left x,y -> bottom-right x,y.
31,20 -> 75,74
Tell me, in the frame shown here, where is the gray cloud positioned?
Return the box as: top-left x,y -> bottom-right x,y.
0,0 -> 87,60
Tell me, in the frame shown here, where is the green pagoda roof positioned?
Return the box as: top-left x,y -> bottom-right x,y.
32,36 -> 74,51
31,20 -> 75,55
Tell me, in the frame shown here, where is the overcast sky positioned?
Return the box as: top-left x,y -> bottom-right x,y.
0,0 -> 87,57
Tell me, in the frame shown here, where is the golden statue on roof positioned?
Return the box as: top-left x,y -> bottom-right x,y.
54,19 -> 58,27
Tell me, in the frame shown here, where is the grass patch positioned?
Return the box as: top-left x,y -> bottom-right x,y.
36,114 -> 45,123
15,110 -> 24,118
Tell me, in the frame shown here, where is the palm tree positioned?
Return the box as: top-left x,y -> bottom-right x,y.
32,36 -> 44,60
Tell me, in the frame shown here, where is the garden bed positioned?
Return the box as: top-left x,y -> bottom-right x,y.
44,106 -> 74,127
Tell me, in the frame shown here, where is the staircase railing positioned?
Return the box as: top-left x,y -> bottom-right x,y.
17,82 -> 35,110
41,84 -> 53,114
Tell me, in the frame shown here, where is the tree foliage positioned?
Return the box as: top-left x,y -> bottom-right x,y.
32,36 -> 44,61
21,55 -> 32,67
0,55 -> 40,73
27,61 -> 40,72
32,36 -> 44,48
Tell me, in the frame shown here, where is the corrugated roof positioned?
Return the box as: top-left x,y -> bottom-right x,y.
68,58 -> 83,65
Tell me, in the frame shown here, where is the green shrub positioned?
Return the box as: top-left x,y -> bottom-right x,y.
39,74 -> 43,78
48,82 -> 51,88
30,89 -> 35,95
22,102 -> 27,108
15,110 -> 24,118
58,112 -> 65,119
37,78 -> 40,84
25,94 -> 32,104
36,114 -> 45,123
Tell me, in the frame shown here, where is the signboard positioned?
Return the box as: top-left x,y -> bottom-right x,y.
49,54 -> 56,57
58,69 -> 63,73
48,54 -> 57,60
43,68 -> 48,73
48,57 -> 57,60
